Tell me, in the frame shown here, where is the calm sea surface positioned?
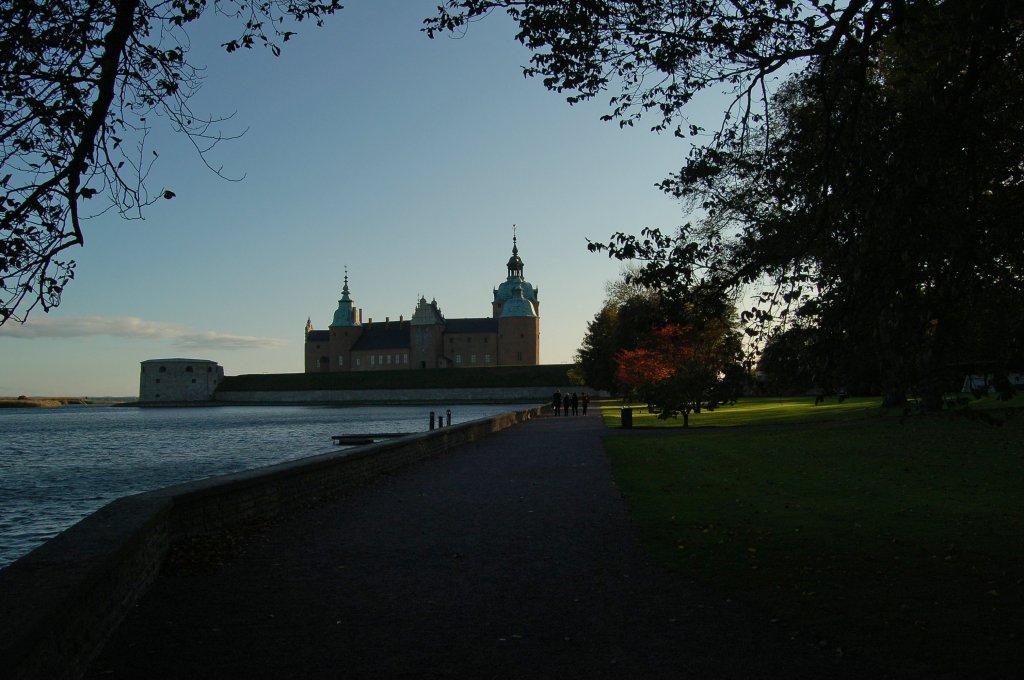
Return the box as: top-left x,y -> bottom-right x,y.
0,403 -> 536,570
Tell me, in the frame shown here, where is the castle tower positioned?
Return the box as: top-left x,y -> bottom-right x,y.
498,283 -> 540,365
328,272 -> 363,371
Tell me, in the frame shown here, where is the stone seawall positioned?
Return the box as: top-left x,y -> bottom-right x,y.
0,407 -> 543,680
214,386 -> 577,403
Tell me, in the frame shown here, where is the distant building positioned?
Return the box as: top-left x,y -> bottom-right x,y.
304,236 -> 540,371
961,372 -> 1024,394
139,359 -> 224,402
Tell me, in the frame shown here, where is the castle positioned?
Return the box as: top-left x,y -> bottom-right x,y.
304,236 -> 540,372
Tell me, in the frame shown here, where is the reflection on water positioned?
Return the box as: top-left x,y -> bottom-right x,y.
0,403 -> 535,570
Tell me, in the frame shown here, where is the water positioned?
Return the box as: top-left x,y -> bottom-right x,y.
0,403 -> 536,570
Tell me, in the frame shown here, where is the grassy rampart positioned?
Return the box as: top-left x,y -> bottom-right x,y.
218,364 -> 575,392
0,397 -> 114,408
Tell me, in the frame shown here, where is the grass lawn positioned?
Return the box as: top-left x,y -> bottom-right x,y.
604,413 -> 1023,677
599,393 -> 1024,428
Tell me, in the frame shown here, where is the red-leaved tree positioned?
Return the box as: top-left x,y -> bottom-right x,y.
615,321 -> 741,427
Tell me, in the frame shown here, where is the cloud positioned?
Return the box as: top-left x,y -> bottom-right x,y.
0,315 -> 288,350
173,330 -> 289,350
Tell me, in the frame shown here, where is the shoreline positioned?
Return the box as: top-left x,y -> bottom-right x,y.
0,397 -> 126,409
127,398 -> 548,408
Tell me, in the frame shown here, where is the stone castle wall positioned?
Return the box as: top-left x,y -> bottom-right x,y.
139,359 -> 224,403
212,386 -> 572,404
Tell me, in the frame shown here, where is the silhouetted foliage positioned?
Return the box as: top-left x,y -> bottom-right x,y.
431,1 -> 1024,409
0,0 -> 341,324
427,0 -> 904,137
756,325 -> 832,395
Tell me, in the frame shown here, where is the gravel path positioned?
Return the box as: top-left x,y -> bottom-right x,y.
86,411 -> 878,679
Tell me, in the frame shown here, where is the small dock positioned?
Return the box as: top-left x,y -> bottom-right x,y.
332,433 -> 410,446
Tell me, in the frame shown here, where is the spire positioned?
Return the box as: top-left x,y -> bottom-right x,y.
340,267 -> 352,301
331,268 -> 359,327
506,224 -> 524,278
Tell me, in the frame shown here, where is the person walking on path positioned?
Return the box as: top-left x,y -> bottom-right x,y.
571,392 -> 579,416
552,389 -> 561,416
581,393 -> 590,415
562,392 -> 570,416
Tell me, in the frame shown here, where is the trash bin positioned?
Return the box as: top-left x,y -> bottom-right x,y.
621,407 -> 633,429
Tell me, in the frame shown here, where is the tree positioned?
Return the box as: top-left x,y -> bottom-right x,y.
575,269 -> 744,422
575,303 -> 620,393
1,0 -> 341,324
426,1 -> 908,139
755,324 -> 837,396
574,270 -> 670,393
429,1 -> 1024,408
616,319 -> 742,427
658,0 -> 1024,407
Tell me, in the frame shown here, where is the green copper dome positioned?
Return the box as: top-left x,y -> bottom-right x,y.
500,285 -> 537,317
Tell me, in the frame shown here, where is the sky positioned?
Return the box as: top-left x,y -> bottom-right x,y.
0,0 -> 718,397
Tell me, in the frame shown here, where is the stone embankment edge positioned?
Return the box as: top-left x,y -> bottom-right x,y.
0,406 -> 544,680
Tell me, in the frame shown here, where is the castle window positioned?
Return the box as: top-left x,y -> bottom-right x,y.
517,351 -> 523,360
186,366 -> 193,372
378,354 -> 384,365
470,354 -> 476,364
191,378 -> 197,383
338,355 -> 344,367
155,379 -> 161,384
356,358 -> 361,367
387,355 -> 392,365
520,333 -> 525,339
485,354 -> 491,364
159,366 -> 167,373
403,354 -> 408,364
207,366 -> 212,372
370,355 -> 375,366
455,354 -> 462,365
